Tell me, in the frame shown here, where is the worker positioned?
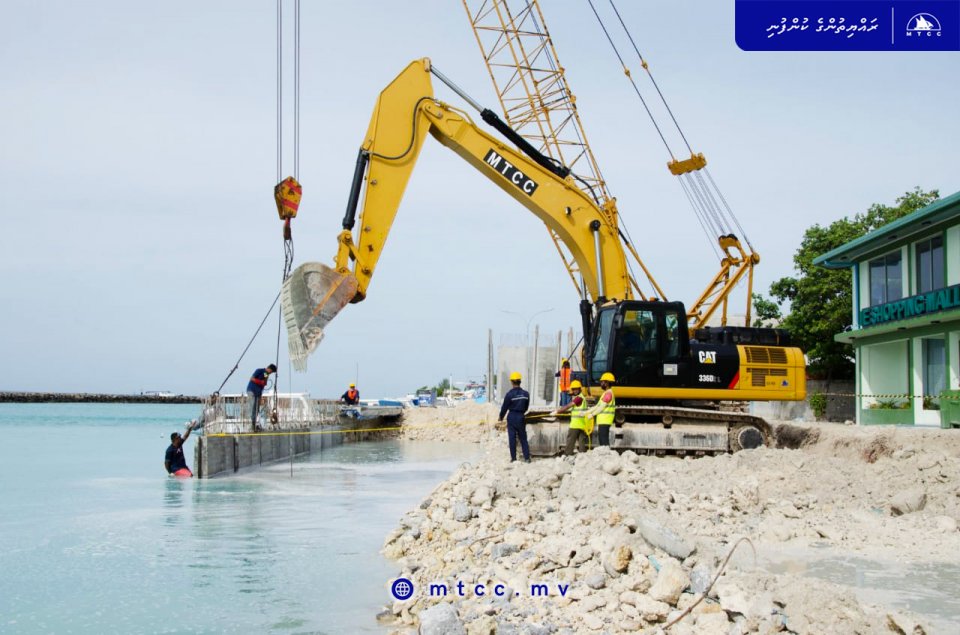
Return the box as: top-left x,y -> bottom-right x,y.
164,422 -> 196,477
498,371 -> 531,462
555,358 -> 572,406
341,383 -> 360,405
246,364 -> 277,430
585,372 -> 616,447
555,380 -> 589,455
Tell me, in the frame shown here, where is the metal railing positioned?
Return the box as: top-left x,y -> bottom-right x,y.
200,393 -> 340,435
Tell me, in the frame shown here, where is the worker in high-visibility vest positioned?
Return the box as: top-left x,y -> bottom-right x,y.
555,358 -> 572,406
585,372 -> 616,447
555,380 -> 589,455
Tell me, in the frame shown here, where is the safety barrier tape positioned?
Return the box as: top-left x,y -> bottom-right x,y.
807,392 -> 960,400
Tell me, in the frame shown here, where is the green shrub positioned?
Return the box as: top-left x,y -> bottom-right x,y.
809,392 -> 828,420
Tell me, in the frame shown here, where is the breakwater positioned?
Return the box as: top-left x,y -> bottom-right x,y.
0,391 -> 202,404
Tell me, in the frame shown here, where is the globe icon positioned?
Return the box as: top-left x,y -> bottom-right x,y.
391,577 -> 414,601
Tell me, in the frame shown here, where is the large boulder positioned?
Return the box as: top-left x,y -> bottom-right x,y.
419,603 -> 465,635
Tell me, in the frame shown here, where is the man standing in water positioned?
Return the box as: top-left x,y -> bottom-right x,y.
165,423 -> 196,477
498,371 -> 531,463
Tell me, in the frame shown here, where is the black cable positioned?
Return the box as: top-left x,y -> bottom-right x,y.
585,0 -> 674,160
607,0 -> 694,155
368,96 -> 434,161
215,291 -> 282,395
276,0 -> 282,182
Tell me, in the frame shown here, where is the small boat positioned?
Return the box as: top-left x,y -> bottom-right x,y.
339,400 -> 404,421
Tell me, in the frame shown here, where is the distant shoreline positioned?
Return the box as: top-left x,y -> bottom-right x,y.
0,392 -> 202,404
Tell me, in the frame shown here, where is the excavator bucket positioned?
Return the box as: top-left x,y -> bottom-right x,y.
280,262 -> 359,371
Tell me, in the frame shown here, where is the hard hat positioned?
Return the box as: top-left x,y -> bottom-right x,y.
600,372 -> 616,383
561,358 -> 569,364
349,383 -> 356,388
509,372 -> 522,381
569,380 -> 582,390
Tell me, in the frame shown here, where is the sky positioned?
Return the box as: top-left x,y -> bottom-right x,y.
2,0 -> 959,398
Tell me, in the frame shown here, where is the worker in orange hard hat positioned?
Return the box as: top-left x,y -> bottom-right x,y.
340,383 -> 360,405
555,358 -> 572,407
497,371 -> 531,462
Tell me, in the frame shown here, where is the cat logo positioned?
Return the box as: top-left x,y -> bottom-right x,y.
698,351 -> 717,364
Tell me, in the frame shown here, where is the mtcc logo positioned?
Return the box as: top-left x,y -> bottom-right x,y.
906,13 -> 942,37
391,577 -> 415,601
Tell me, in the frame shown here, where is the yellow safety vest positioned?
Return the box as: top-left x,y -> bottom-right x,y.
597,390 -> 616,426
570,398 -> 587,431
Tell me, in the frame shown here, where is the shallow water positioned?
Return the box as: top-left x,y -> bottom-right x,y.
0,403 -> 481,633
764,549 -> 960,632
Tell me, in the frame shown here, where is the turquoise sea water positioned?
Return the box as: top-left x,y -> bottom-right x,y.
0,403 -> 478,634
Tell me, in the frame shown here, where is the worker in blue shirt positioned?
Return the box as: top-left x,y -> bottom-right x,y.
246,363 -> 277,430
498,371 -> 531,462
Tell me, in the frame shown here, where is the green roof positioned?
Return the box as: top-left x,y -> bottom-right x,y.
813,190 -> 960,269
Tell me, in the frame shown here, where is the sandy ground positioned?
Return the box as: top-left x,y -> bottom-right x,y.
382,405 -> 959,634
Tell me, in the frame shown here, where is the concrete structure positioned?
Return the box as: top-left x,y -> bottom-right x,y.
192,393 -> 401,478
194,420 -> 399,478
814,191 -> 960,425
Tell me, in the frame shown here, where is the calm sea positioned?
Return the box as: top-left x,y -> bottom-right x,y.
0,403 -> 479,634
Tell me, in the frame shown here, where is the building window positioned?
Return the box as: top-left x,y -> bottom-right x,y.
869,251 -> 902,306
923,338 -> 946,410
915,235 -> 944,294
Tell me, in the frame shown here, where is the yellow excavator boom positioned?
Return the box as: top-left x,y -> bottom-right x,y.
282,58 -> 642,369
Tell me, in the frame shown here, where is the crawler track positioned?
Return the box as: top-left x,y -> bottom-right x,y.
526,405 -> 773,456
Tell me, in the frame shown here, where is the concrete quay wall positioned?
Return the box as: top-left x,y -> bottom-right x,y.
195,417 -> 399,478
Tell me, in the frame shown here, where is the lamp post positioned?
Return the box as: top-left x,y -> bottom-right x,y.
501,308 -> 553,402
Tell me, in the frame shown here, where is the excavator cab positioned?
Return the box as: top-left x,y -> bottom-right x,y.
589,301 -> 691,389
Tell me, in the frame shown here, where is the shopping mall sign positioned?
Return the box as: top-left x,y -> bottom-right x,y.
860,283 -> 960,327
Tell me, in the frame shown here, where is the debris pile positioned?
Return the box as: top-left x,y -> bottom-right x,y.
378,418 -> 960,633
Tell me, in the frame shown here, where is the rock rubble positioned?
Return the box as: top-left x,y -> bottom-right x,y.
381,415 -> 960,633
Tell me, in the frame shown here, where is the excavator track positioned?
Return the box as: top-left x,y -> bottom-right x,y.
525,405 -> 773,457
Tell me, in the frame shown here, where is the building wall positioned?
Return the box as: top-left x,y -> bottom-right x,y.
848,221 -> 959,426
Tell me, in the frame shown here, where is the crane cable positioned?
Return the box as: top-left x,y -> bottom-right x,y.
272,0 -> 301,419
611,0 -> 753,252
587,0 -> 755,256
521,2 -> 662,300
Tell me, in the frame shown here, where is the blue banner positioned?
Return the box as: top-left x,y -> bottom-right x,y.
736,1 -> 960,50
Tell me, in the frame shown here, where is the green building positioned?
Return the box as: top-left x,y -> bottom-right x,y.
814,191 -> 960,425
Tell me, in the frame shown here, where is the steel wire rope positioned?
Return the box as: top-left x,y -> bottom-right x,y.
678,178 -> 722,259
608,0 -> 755,254
606,0 -> 694,155
596,0 -> 757,276
213,291 -> 282,395
272,0 -> 300,423
706,167 -> 754,251
693,170 -> 732,236
585,0 -> 674,160
610,0 -> 756,258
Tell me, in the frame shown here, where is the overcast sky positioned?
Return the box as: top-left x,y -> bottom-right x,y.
2,1 -> 958,398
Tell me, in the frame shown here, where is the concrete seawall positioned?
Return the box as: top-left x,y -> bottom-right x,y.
195,417 -> 401,478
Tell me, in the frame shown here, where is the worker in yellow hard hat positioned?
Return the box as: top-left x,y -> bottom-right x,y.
585,372 -> 616,447
497,371 -> 531,462
554,380 -> 589,455
555,358 -> 572,407
340,383 -> 360,405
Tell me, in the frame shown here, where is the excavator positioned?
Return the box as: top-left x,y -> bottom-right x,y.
280,58 -> 805,455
